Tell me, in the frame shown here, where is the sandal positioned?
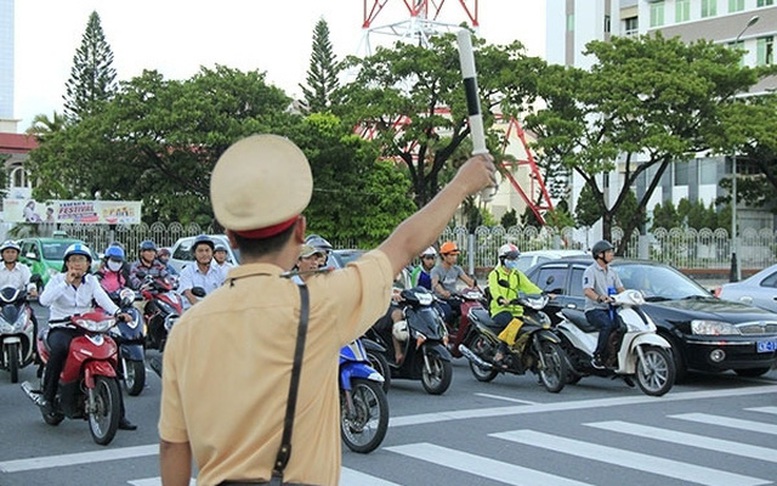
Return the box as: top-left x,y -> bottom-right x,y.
493,351 -> 509,369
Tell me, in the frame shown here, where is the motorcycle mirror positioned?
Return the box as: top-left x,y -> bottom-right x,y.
545,275 -> 555,285
191,287 -> 207,298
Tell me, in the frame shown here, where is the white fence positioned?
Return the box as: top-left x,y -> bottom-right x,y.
2,221 -> 774,271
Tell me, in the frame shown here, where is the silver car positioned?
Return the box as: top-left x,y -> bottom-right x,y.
717,264 -> 777,313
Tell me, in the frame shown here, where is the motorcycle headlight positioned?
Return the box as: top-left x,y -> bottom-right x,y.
12,310 -> 27,332
0,321 -> 13,333
75,317 -> 116,333
691,320 -> 741,336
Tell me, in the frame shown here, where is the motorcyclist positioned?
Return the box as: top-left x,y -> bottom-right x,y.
583,240 -> 625,369
410,246 -> 437,290
37,243 -> 136,430
95,245 -> 130,292
178,234 -> 226,309
157,248 -> 179,276
487,243 -> 543,367
431,241 -> 475,324
129,240 -> 168,290
305,234 -> 334,269
212,243 -> 234,271
0,240 -> 39,359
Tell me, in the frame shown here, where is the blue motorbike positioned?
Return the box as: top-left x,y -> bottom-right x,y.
340,339 -> 389,453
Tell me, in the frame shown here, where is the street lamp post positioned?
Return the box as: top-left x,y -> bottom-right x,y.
729,15 -> 759,283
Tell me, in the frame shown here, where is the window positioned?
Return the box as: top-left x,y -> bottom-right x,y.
757,0 -> 774,7
674,162 -> 689,186
533,266 -> 568,294
728,0 -> 744,12
727,40 -> 746,66
757,36 -> 774,66
604,14 -> 611,34
701,0 -> 717,17
650,1 -> 665,27
569,267 -> 586,297
567,13 -> 575,32
760,271 -> 777,289
624,16 -> 638,36
676,0 -> 690,22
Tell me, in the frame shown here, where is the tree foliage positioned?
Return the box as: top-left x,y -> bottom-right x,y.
299,19 -> 340,113
63,11 -> 117,121
525,33 -> 765,254
335,33 -> 544,208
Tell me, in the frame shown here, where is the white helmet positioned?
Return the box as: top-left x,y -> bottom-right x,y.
498,243 -> 520,260
0,240 -> 21,253
420,246 -> 437,258
392,320 -> 409,342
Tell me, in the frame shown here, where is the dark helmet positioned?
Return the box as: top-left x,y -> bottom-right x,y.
105,245 -> 125,261
139,240 -> 157,252
192,234 -> 215,252
591,240 -> 615,259
305,234 -> 332,253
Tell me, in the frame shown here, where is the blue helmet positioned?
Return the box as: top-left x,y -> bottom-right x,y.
192,234 -> 214,251
105,245 -> 125,261
139,240 -> 157,252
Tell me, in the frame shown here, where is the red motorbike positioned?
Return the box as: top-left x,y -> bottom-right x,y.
22,311 -> 122,445
445,287 -> 488,358
141,275 -> 183,352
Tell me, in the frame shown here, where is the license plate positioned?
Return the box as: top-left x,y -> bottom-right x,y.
756,339 -> 777,353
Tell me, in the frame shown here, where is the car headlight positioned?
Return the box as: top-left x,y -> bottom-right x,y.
691,320 -> 742,336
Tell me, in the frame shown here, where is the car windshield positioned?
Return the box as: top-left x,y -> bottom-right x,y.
41,241 -> 80,260
615,263 -> 709,300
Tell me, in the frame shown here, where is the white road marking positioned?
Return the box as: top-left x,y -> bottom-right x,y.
746,406 -> 777,415
386,442 -> 592,486
127,478 -> 195,485
0,445 -> 158,473
492,430 -> 769,486
670,413 -> 777,435
586,420 -> 777,463
474,392 -> 537,404
340,467 -> 402,486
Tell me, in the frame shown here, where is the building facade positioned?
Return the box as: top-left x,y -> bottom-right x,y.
0,0 -> 14,123
546,0 -> 777,236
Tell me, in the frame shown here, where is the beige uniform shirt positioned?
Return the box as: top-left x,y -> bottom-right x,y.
159,250 -> 393,486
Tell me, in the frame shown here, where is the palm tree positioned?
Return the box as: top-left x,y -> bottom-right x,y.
25,112 -> 67,142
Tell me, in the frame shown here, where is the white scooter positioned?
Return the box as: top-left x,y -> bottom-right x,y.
555,289 -> 675,396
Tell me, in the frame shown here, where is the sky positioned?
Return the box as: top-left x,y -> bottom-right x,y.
13,0 -> 546,132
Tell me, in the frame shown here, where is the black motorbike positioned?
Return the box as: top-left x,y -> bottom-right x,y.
366,286 -> 452,395
459,292 -> 568,393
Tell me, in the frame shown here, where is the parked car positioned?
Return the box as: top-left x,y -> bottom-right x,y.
525,257 -> 777,381
516,249 -> 587,273
168,234 -> 240,273
18,236 -> 91,290
330,249 -> 366,268
716,264 -> 777,314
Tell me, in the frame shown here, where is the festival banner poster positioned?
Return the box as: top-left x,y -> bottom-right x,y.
3,199 -> 142,225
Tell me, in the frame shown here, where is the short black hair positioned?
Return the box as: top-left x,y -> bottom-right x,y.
232,223 -> 296,259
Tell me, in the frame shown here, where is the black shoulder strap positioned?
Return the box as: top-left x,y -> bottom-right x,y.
270,281 -> 309,484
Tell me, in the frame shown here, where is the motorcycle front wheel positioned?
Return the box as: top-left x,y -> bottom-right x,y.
538,340 -> 567,394
7,342 -> 19,383
365,350 -> 391,393
340,378 -> 389,454
421,352 -> 452,395
635,346 -> 675,397
88,376 -> 121,446
122,358 -> 146,396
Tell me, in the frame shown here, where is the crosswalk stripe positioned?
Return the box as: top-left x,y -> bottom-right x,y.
585,420 -> 777,463
746,406 -> 777,415
127,478 -> 195,485
386,442 -> 592,486
340,467 -> 402,486
0,445 -> 158,473
670,413 -> 777,435
492,430 -> 769,486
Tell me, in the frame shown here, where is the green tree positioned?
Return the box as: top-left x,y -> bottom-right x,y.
650,201 -> 679,230
526,33 -> 766,254
574,182 -> 604,228
613,189 -> 646,230
63,11 -> 117,121
500,208 -> 517,228
335,33 -> 543,207
299,19 -> 340,113
25,112 -> 67,141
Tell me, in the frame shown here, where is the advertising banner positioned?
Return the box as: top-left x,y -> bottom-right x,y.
3,199 -> 142,225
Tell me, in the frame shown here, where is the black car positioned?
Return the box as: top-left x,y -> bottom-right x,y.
525,257 -> 777,381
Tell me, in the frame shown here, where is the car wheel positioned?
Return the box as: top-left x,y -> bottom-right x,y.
663,334 -> 688,383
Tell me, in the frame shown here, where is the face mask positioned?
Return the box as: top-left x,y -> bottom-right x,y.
107,260 -> 123,272
504,259 -> 519,271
